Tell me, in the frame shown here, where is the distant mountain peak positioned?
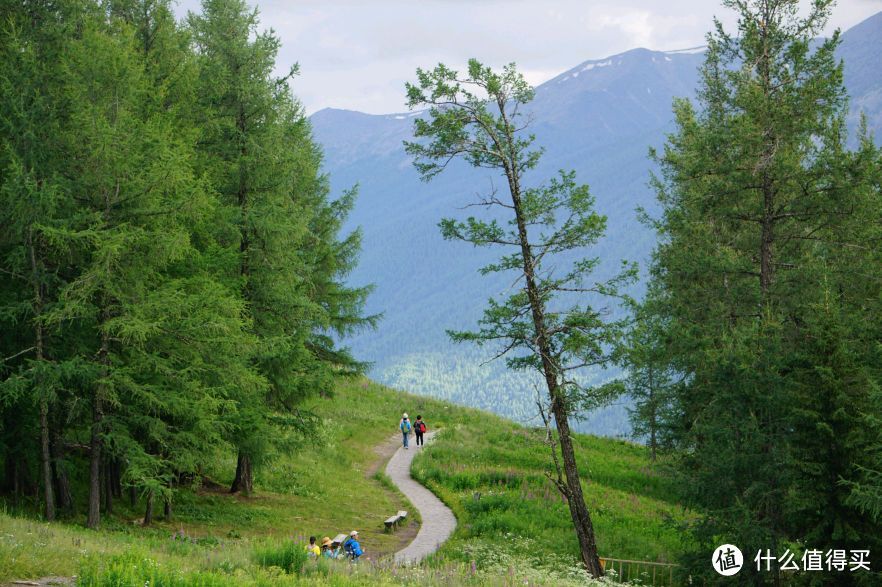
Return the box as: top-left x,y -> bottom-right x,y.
309,10 -> 881,435
539,46 -> 706,91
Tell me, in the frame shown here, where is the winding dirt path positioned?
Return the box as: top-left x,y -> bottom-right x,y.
385,431 -> 457,564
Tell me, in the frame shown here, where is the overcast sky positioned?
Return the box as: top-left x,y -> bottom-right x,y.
174,0 -> 882,115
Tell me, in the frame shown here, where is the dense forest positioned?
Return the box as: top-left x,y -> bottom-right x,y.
0,0 -> 374,527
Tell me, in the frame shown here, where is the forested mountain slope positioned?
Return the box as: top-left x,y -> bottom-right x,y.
311,12 -> 882,435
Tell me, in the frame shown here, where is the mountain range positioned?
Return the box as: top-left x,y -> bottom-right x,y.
310,12 -> 882,436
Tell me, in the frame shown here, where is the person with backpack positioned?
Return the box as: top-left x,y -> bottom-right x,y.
399,413 -> 412,449
414,415 -> 427,447
343,530 -> 363,560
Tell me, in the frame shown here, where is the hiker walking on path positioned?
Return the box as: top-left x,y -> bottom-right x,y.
414,415 -> 427,447
399,413 -> 412,449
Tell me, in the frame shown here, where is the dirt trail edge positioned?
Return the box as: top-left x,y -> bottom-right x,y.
385,431 -> 457,564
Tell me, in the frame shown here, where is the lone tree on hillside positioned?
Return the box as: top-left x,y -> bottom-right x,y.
405,60 -> 635,578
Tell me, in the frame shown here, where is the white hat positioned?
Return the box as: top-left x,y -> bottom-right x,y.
350,530 -> 359,536
403,413 -> 409,419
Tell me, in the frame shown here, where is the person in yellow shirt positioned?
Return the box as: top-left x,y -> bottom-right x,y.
305,535 -> 320,558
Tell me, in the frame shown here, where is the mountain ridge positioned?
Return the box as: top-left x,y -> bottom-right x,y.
310,11 -> 882,436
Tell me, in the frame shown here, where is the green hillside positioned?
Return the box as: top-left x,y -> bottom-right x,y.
1,378 -> 686,586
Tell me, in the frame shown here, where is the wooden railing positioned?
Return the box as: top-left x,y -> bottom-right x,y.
600,557 -> 678,586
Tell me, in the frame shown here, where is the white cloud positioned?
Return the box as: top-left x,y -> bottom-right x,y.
592,11 -> 655,48
174,0 -> 882,114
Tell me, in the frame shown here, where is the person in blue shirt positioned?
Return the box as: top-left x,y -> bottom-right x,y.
343,530 -> 363,560
399,413 -> 412,449
320,536 -> 339,559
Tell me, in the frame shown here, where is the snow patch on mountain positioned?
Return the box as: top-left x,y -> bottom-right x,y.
582,59 -> 613,71
665,46 -> 706,55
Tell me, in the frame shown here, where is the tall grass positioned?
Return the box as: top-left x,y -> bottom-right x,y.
78,553 -> 230,586
75,551 -> 637,586
253,540 -> 309,574
411,423 -> 690,572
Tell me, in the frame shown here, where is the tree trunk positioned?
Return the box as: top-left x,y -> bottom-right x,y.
230,452 -> 253,494
757,18 -> 776,303
648,365 -> 657,463
760,210 -> 774,297
87,321 -> 109,529
503,157 -> 604,577
551,399 -> 605,577
231,100 -> 257,500
111,460 -> 122,498
3,453 -> 12,493
39,400 -> 55,520
50,430 -> 72,512
143,490 -> 154,526
30,238 -> 55,521
7,456 -> 20,504
129,485 -> 137,508
86,395 -> 102,528
164,497 -> 172,520
103,462 -> 113,515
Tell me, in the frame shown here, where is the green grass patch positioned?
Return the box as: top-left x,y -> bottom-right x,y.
78,552 -> 231,586
1,377 -> 688,585
253,539 -> 309,574
408,412 -> 691,574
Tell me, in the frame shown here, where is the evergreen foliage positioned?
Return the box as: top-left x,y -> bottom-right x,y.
0,0 -> 371,526
634,0 -> 882,582
621,289 -> 678,462
404,59 -> 636,577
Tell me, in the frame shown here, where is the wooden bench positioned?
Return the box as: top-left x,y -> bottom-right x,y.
383,510 -> 408,532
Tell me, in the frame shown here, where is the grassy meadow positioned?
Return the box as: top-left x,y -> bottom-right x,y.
1,378 -> 688,585
413,422 -> 690,584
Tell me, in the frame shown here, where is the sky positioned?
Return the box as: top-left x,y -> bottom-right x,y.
174,0 -> 882,115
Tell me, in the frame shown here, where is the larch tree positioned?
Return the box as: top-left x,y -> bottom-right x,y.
189,0 -> 375,494
46,8 -> 252,527
188,0 -> 308,494
646,0 -> 882,581
622,289 -> 677,463
0,0 -> 372,526
0,0 -> 90,520
405,60 -> 635,578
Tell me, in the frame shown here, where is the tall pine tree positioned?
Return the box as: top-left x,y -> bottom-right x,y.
405,60 -> 635,577
0,0 -> 372,524
189,0 -> 374,494
646,0 -> 882,582
0,0 -> 92,520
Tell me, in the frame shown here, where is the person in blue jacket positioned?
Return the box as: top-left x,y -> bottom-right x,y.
343,530 -> 363,560
399,413 -> 412,449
